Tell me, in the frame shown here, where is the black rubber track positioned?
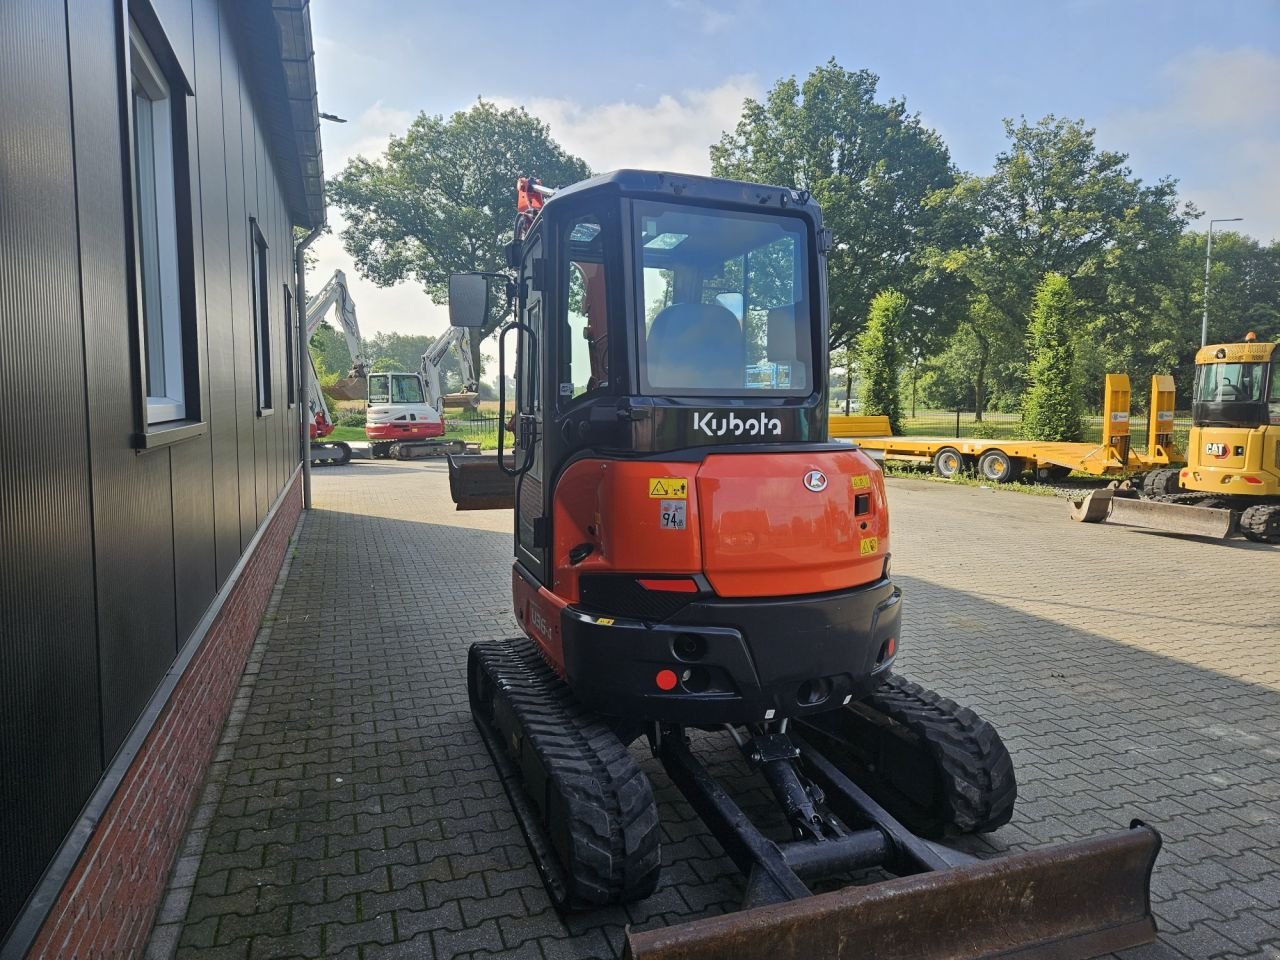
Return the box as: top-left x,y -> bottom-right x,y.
1141,468 -> 1180,497
799,673 -> 1016,838
468,638 -> 662,911
1240,503 -> 1280,543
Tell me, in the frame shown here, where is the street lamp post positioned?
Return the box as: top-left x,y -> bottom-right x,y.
1202,217 -> 1243,346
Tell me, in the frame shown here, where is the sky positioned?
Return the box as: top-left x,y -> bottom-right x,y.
307,0 -> 1280,345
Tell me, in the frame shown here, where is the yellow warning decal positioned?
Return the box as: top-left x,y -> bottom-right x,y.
850,475 -> 872,490
860,537 -> 879,556
648,477 -> 688,499
596,617 -> 615,626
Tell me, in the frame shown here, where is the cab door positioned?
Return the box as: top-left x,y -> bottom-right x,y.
514,232 -> 547,581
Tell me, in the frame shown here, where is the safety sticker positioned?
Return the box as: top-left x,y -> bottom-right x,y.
596,617 -> 615,626
860,537 -> 879,556
648,477 -> 688,499
850,475 -> 872,490
659,501 -> 687,530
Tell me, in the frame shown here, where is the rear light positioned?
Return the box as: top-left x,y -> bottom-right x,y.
1243,476 -> 1262,485
655,669 -> 678,691
637,577 -> 699,593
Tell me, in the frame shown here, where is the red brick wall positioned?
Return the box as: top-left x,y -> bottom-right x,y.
27,474 -> 302,960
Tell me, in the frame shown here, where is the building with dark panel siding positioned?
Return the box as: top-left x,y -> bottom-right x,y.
0,0 -> 324,955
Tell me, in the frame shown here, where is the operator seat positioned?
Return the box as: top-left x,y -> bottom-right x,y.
646,301 -> 744,390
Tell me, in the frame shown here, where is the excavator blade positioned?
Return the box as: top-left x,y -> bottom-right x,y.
624,824 -> 1160,960
1071,488 -> 1235,538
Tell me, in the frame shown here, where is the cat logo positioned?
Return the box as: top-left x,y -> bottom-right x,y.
1205,442 -> 1228,459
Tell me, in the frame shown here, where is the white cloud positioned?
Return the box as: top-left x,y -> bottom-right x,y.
311,78 -> 764,343
1101,48 -> 1280,242
495,75 -> 761,177
665,0 -> 733,35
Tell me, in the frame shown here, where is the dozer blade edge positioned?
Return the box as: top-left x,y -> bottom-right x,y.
1071,487 -> 1235,538
624,823 -> 1161,960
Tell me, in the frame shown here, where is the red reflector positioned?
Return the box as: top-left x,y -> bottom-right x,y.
637,578 -> 699,593
655,669 -> 678,691
886,637 -> 897,658
1243,476 -> 1262,484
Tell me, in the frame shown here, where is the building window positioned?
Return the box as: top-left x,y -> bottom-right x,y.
129,20 -> 187,424
251,220 -> 272,413
283,285 -> 296,406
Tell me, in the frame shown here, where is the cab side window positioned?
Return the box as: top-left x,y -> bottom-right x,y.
561,215 -> 610,406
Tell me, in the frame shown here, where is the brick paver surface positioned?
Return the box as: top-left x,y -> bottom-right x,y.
153,461 -> 1280,959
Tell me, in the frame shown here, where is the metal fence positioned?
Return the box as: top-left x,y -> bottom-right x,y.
447,415 -> 502,439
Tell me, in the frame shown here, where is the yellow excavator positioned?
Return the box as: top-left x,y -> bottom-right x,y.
1073,334 -> 1280,542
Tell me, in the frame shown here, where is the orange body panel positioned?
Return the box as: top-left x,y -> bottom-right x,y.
513,570 -> 568,670
547,450 -> 886,604
697,451 -> 887,597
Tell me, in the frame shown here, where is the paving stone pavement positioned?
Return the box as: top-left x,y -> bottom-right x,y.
149,460 -> 1280,960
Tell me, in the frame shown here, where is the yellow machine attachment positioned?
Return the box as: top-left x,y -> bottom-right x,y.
1129,375 -> 1180,468
1101,373 -> 1132,465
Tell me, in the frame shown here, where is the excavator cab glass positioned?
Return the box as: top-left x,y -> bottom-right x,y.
1194,359 -> 1272,427
636,202 -> 812,397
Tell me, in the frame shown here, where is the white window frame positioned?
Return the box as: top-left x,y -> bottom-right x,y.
129,20 -> 185,424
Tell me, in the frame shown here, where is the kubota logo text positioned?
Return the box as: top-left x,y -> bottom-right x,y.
693,412 -> 783,438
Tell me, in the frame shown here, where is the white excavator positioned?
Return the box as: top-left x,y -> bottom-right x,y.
367,325 -> 480,459
305,269 -> 369,466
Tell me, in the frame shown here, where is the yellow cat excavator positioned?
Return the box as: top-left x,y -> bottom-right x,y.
1073,334 -> 1280,542
448,170 -> 1163,959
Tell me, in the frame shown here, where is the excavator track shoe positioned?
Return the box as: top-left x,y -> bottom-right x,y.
1239,503 -> 1280,543
623,823 -> 1162,960
798,673 -> 1015,837
467,638 -> 661,911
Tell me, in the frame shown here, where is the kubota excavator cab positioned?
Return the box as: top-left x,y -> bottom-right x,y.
455,170 -> 898,726
449,171 -> 1162,959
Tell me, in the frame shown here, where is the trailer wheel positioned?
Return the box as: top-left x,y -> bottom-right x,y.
933,447 -> 967,479
1034,464 -> 1071,483
977,450 -> 1021,484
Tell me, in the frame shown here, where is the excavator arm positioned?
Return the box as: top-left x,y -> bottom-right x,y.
419,325 -> 479,411
305,269 -> 368,400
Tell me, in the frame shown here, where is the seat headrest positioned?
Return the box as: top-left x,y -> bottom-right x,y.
646,302 -> 744,390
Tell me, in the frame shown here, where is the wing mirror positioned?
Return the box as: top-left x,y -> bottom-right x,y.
448,273 -> 490,329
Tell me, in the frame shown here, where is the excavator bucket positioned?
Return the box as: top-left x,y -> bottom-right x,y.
625,824 -> 1161,960
1071,487 -> 1235,539
441,391 -> 481,410
327,375 -> 367,402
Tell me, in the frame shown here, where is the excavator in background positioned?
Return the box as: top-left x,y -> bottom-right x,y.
1073,335 -> 1280,542
305,269 -> 370,465
366,325 -> 480,459
445,170 -> 1162,959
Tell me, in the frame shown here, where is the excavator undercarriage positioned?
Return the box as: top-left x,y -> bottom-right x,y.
469,637 -> 1161,960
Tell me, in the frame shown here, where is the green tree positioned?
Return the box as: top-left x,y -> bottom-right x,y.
328,101 -> 590,373
711,60 -> 956,349
308,322 -> 352,379
1023,274 -> 1083,441
926,116 -> 1192,414
362,331 -> 470,391
859,291 -> 906,433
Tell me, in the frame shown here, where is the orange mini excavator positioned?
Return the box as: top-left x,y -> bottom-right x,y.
446,171 -> 1162,959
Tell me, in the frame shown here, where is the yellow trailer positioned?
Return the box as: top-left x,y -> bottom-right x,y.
831,375 -> 1147,483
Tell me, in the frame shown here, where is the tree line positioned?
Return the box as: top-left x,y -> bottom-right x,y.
326,60 -> 1279,434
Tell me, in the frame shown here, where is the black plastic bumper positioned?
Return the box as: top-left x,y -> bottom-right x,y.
560,578 -> 902,725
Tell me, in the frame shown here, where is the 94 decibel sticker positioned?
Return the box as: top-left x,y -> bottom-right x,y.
659,500 -> 686,530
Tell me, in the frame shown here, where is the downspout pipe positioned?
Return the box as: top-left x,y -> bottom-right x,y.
295,226 -> 323,510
